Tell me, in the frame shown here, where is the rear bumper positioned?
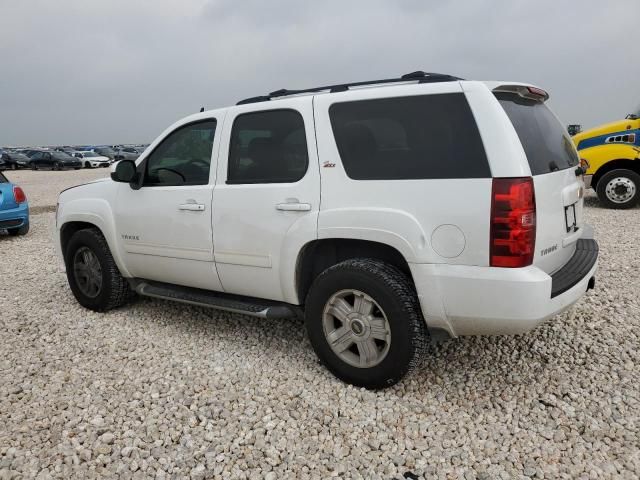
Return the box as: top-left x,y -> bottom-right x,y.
0,203 -> 29,229
410,239 -> 598,337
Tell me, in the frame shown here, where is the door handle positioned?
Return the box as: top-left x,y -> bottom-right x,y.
178,203 -> 205,211
276,202 -> 311,211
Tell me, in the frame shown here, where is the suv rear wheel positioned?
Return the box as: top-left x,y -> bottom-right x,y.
596,169 -> 640,209
305,258 -> 428,389
65,228 -> 135,311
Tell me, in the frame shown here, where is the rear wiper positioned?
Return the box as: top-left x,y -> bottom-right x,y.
548,161 -> 559,172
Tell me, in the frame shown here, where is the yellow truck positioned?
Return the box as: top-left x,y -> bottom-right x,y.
573,113 -> 640,208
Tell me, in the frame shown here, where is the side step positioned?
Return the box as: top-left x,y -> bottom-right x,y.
130,279 -> 300,319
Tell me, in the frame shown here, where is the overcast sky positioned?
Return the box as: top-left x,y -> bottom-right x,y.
0,0 -> 638,146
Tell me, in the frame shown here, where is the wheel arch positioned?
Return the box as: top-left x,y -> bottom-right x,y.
58,198 -> 131,277
592,158 -> 640,189
295,238 -> 413,305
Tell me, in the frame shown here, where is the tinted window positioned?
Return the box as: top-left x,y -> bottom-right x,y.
52,152 -> 73,160
0,172 -> 7,183
329,93 -> 490,180
143,120 -> 216,187
496,93 -> 579,175
227,110 -> 308,184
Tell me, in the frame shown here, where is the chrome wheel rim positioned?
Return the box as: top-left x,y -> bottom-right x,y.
73,247 -> 103,298
322,289 -> 391,368
605,177 -> 636,204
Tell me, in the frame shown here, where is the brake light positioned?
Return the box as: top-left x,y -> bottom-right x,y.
490,177 -> 536,268
526,86 -> 548,98
13,186 -> 27,204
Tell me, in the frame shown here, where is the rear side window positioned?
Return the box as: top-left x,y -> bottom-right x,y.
329,93 -> 490,180
496,92 -> 579,175
227,109 -> 308,184
0,172 -> 7,183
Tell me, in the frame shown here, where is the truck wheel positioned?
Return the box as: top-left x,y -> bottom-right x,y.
305,258 -> 428,389
8,223 -> 29,236
596,169 -> 640,209
65,228 -> 135,311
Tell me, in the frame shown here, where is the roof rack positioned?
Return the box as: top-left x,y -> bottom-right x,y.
236,71 -> 463,105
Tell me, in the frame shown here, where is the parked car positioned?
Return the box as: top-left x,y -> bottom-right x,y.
72,151 -> 111,168
92,146 -> 117,160
1,151 -> 32,170
55,71 -> 598,389
114,146 -> 144,161
29,151 -> 82,170
0,171 -> 29,235
0,157 -> 6,170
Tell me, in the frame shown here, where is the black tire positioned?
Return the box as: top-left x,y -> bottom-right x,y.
596,169 -> 640,209
74,167 -> 81,170
31,163 -> 37,171
84,161 -> 91,169
305,258 -> 428,389
65,228 -> 135,311
8,223 -> 29,236
53,162 -> 61,171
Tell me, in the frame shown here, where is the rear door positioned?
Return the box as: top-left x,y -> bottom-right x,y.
212,97 -> 320,303
495,90 -> 583,274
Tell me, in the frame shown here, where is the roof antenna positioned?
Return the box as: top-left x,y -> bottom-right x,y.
199,107 -> 205,113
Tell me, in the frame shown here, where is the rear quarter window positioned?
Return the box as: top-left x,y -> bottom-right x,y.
0,172 -> 7,183
329,93 -> 490,180
496,92 -> 579,175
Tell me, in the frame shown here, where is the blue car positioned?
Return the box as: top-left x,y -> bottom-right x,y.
0,171 -> 29,236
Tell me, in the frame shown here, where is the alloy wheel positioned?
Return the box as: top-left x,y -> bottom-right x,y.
73,247 -> 103,298
322,289 -> 391,368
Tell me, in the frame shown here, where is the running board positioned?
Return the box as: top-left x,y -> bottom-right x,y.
130,279 -> 300,319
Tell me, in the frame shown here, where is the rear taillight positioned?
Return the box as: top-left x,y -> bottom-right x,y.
490,177 -> 536,268
13,186 -> 27,204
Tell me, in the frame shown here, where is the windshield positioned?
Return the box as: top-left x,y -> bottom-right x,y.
52,152 -> 73,160
82,152 -> 98,157
496,92 -> 579,175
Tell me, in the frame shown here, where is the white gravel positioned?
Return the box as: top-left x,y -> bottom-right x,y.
0,178 -> 638,479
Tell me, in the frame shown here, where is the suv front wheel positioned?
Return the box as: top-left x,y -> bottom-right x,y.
305,258 -> 428,389
65,228 -> 134,311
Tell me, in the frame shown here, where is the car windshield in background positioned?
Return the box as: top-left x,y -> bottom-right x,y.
495,92 -> 579,175
10,154 -> 29,160
83,152 -> 98,157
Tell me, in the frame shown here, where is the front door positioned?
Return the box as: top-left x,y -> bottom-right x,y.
114,117 -> 224,291
212,97 -> 320,303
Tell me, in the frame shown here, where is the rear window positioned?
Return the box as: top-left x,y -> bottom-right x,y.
329,93 -> 490,180
496,92 -> 579,175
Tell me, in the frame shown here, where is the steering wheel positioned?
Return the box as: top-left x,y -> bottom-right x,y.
154,167 -> 186,182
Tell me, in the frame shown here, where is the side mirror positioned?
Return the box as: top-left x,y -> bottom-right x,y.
111,160 -> 138,184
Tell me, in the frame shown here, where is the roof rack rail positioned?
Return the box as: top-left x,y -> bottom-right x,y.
236,71 -> 463,105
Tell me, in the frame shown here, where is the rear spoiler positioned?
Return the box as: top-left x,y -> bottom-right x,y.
488,82 -> 550,102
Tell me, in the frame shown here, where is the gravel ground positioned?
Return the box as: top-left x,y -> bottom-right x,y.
0,179 -> 638,479
2,169 -> 109,211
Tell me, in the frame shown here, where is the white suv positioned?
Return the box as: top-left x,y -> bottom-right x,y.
55,71 -> 598,389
